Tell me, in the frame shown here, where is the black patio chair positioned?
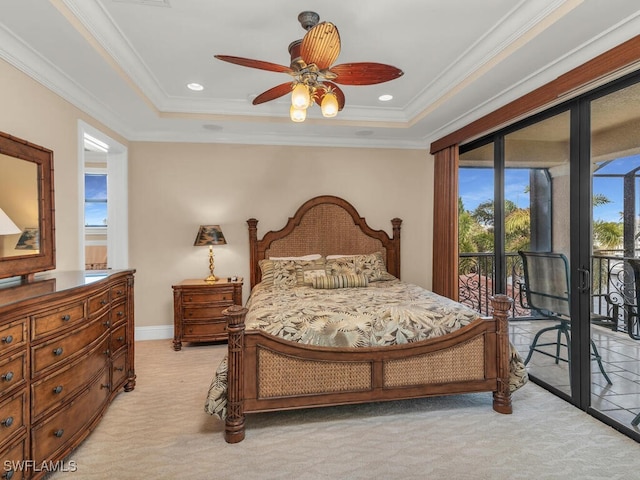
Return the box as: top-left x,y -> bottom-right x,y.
518,251 -> 611,385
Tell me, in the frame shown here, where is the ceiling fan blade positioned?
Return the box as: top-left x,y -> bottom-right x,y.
321,82 -> 346,111
215,55 -> 293,74
252,82 -> 293,105
300,22 -> 341,70
329,63 -> 404,85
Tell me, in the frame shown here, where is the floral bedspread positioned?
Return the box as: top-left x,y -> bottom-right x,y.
205,280 -> 528,418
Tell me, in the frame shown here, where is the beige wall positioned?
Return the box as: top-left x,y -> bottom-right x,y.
130,142 -> 434,329
0,59 -> 127,272
1,58 -> 436,334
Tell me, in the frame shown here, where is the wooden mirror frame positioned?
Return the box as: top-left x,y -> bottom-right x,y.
0,131 -> 55,281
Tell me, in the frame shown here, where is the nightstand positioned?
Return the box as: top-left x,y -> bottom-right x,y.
172,278 -> 243,350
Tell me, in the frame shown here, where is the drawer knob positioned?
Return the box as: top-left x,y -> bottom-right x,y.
117,336 -> 125,342
54,429 -> 64,438
103,320 -> 111,327
1,416 -> 13,427
117,311 -> 124,317
116,289 -> 124,295
104,349 -> 111,356
114,366 -> 124,372
1,335 -> 13,344
53,385 -> 64,394
101,383 -> 111,390
53,347 -> 64,356
100,299 -> 108,305
61,314 -> 71,321
1,371 -> 13,382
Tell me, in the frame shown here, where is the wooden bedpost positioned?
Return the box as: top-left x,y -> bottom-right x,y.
391,218 -> 402,279
223,305 -> 248,443
491,294 -> 513,414
247,218 -> 259,288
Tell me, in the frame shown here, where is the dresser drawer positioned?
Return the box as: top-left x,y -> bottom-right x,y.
31,318 -> 109,376
88,289 -> 110,318
110,304 -> 127,326
31,336 -> 109,420
0,351 -> 26,397
183,305 -> 228,320
182,288 -> 234,304
182,319 -> 226,339
0,391 -> 26,447
0,318 -> 26,354
32,302 -> 85,340
0,436 -> 27,480
112,350 -> 128,390
110,323 -> 127,355
110,282 -> 127,303
32,368 -> 110,465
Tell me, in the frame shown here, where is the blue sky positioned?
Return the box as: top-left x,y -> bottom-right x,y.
85,174 -> 107,226
459,168 -> 530,212
460,161 -> 633,223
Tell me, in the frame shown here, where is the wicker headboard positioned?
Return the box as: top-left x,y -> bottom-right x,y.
247,195 -> 402,288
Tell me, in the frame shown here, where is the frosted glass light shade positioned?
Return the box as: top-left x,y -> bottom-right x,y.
321,91 -> 339,118
291,83 -> 311,109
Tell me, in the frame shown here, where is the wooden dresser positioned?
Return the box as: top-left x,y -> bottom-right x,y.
0,270 -> 135,480
172,278 -> 243,350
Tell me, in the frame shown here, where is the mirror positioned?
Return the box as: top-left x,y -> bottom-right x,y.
0,131 -> 55,281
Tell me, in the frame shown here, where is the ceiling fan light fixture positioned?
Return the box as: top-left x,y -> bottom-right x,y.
321,91 -> 339,118
290,105 -> 307,122
291,83 -> 311,109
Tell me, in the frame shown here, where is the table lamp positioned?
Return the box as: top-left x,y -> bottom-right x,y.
193,225 -> 227,282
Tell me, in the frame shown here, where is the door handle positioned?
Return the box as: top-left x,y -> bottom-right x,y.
577,268 -> 590,293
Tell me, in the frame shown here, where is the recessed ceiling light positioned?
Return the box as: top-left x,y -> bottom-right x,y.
203,124 -> 223,131
378,94 -> 393,102
187,83 -> 204,91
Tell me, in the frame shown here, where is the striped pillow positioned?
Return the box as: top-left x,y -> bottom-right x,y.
312,274 -> 369,289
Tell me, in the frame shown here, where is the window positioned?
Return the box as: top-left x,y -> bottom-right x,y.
84,172 -> 107,227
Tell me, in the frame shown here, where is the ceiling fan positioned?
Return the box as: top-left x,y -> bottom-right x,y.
215,11 -> 404,122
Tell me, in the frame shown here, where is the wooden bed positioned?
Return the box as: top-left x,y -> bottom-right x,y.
222,195 -> 514,443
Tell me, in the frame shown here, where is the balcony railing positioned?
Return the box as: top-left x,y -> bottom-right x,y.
458,252 -> 529,319
458,251 -> 637,332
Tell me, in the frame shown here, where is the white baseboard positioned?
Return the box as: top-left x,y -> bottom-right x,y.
135,325 -> 173,341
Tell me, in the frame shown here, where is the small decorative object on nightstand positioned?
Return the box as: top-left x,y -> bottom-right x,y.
172,277 -> 243,350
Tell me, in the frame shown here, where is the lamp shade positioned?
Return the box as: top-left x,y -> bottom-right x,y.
291,83 -> 310,109
0,207 -> 20,236
193,225 -> 227,246
290,105 -> 306,123
321,91 -> 339,118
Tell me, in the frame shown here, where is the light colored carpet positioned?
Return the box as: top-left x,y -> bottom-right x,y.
48,339 -> 637,480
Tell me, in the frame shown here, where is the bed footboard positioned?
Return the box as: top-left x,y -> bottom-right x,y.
222,295 -> 513,443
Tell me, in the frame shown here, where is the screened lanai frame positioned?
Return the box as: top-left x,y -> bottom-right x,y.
430,35 -> 640,443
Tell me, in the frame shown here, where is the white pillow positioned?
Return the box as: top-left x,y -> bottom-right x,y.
269,254 -> 322,261
326,254 -> 357,260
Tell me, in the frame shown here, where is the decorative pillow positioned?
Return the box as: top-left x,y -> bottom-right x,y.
312,274 -> 369,289
296,258 -> 327,286
259,259 -> 298,287
325,252 -> 395,282
326,256 -> 359,276
358,251 -> 395,282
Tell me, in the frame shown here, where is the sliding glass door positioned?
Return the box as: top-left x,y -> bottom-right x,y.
588,80 -> 640,432
458,71 -> 640,440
